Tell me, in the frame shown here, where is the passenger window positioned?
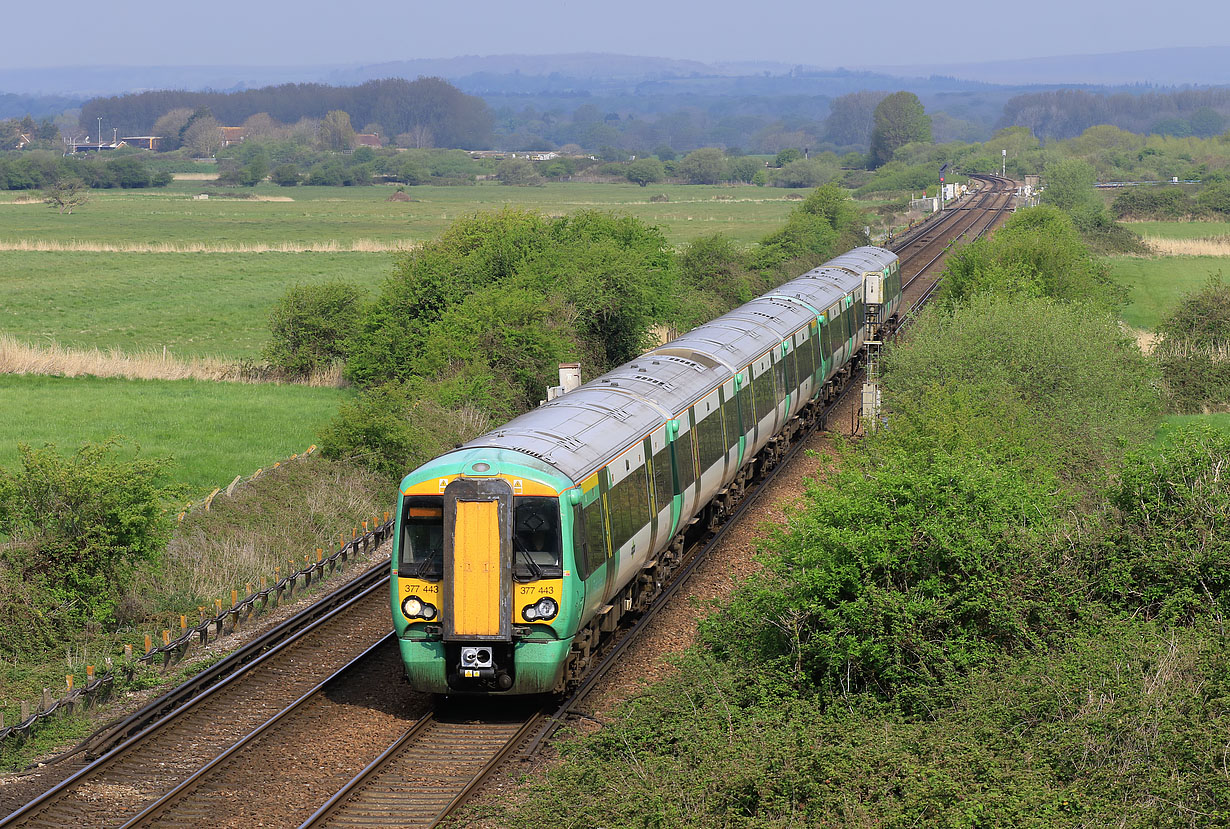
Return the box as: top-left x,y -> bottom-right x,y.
399,496 -> 444,580
582,498 -> 607,577
738,380 -> 754,436
753,364 -> 776,421
773,355 -> 787,401
696,408 -> 724,470
512,496 -> 563,581
675,428 -> 696,489
653,444 -> 672,509
722,390 -> 740,449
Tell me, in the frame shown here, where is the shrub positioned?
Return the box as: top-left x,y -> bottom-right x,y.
0,441 -> 181,654
1097,425 -> 1230,621
1154,274 -> 1230,412
263,282 -> 366,378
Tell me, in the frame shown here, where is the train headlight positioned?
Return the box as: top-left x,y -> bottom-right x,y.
522,596 -> 558,622
402,595 -> 436,621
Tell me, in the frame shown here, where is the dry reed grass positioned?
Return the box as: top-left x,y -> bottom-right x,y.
0,238 -> 417,253
171,172 -> 221,180
1143,236 -> 1230,257
0,335 -> 344,386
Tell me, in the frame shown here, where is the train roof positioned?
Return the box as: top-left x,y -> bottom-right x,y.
450,245 -> 899,484
825,246 -> 898,275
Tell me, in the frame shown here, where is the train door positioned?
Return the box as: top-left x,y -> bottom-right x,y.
750,351 -> 777,457
720,379 -> 740,478
671,408 -> 699,528
795,325 -> 817,404
605,446 -> 652,599
693,390 -> 725,508
573,472 -> 611,620
647,427 -> 675,551
442,477 -> 512,643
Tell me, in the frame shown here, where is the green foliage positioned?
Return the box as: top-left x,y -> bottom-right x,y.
495,157 -> 545,186
486,621 -> 1230,828
1154,274 -> 1230,412
1112,185 -> 1199,219
888,294 -> 1160,485
317,380 -> 498,479
270,163 -> 300,186
625,157 -> 665,187
773,147 -> 802,167
0,440 -> 181,655
868,91 -> 932,168
676,147 -> 728,184
1197,181 -> 1230,216
753,183 -> 867,272
938,206 -> 1124,308
1098,425 -> 1230,621
263,281 -> 366,378
1041,158 -> 1098,211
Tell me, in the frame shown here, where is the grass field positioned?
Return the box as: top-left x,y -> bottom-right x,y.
0,375 -> 351,494
1123,220 -> 1230,240
0,251 -> 392,357
0,181 -> 796,248
1109,255 -> 1230,330
1157,413 -> 1230,440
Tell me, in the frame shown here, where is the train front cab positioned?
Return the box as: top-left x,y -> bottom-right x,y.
394,455 -> 581,695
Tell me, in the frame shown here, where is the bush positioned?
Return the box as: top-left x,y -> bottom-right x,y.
0,441 -> 181,654
318,380 -> 496,478
495,158 -> 544,186
1154,274 -> 1230,412
1098,425 -> 1230,621
938,206 -> 1124,309
1197,181 -> 1230,215
263,282 -> 366,378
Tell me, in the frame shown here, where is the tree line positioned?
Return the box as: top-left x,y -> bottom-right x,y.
1000,87 -> 1230,139
80,78 -> 494,149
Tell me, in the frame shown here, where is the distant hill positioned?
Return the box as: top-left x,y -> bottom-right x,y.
869,46 -> 1230,86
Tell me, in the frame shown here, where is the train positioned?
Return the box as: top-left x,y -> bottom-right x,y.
391,246 -> 903,695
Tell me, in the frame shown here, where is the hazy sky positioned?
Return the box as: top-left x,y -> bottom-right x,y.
8,0 -> 1229,69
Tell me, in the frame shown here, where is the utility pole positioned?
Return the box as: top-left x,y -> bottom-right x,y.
97,116 -> 103,147
1002,148 -> 1007,178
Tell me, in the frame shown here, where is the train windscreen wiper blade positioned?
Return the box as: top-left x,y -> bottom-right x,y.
513,541 -> 544,578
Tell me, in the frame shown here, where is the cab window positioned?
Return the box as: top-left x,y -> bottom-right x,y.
399,496 -> 444,580
512,496 -> 563,581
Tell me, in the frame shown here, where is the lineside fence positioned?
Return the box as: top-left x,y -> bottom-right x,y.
0,513 -> 394,747
178,445 -> 317,521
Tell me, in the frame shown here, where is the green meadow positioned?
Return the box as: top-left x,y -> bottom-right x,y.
1109,255 -> 1230,330
0,250 -> 392,357
0,181 -> 795,247
0,375 -> 351,495
1124,220 -> 1230,239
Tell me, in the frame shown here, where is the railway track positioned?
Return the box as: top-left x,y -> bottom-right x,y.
1,175 -> 1016,829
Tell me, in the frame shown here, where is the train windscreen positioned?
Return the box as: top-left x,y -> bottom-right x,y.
399,496 -> 444,579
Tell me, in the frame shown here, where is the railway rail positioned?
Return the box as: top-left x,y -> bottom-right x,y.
1,175 -> 1016,829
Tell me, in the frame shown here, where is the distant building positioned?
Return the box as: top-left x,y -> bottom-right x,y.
13,133 -> 32,149
71,141 -> 125,153
220,127 -> 246,147
121,136 -> 162,151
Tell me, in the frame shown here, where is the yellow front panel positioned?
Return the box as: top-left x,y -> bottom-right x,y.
452,500 -> 501,636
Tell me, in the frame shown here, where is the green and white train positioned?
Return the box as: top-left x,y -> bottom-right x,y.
392,246 -> 902,694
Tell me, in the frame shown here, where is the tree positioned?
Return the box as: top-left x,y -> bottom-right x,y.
495,158 -> 544,186
43,177 -> 89,214
625,157 -> 665,187
774,148 -> 802,167
868,92 -> 932,168
677,148 -> 728,184
654,145 -> 676,161
319,110 -> 356,151
1191,107 -> 1227,139
240,112 -> 280,140
182,113 -> 222,157
728,156 -> 760,183
825,90 -> 888,148
271,164 -> 301,187
1041,158 -> 1097,212
152,108 -> 194,151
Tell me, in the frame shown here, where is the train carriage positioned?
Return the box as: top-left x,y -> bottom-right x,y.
392,246 -> 901,695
